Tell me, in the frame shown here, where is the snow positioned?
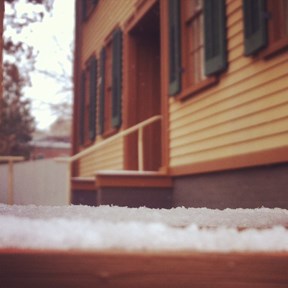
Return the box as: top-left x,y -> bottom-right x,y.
0,204 -> 288,252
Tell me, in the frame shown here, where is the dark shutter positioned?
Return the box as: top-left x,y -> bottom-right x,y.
79,72 -> 86,145
89,57 -> 97,141
168,0 -> 181,96
204,0 -> 227,76
111,28 -> 122,129
242,0 -> 267,56
98,48 -> 105,135
82,0 -> 87,21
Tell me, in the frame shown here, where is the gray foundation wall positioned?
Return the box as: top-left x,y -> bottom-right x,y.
98,187 -> 173,209
173,163 -> 288,209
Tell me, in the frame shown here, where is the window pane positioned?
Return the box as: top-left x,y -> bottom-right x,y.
184,0 -> 205,86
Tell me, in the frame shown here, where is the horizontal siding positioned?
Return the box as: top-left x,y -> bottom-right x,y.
81,0 -> 136,64
171,90 -> 288,150
169,0 -> 288,169
78,138 -> 124,177
170,74 -> 288,133
171,133 -> 288,167
171,113 -> 288,158
226,0 -> 241,15
169,55 -> 288,124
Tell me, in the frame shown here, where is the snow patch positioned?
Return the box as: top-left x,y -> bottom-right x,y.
0,204 -> 287,252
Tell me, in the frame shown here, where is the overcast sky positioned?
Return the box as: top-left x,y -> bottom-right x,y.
6,0 -> 75,130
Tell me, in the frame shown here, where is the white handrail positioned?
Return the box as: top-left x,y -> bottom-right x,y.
58,115 -> 162,167
138,126 -> 144,171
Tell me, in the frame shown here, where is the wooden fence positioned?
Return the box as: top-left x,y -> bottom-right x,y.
0,158 -> 69,205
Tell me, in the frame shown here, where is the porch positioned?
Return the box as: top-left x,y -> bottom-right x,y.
68,115 -> 173,208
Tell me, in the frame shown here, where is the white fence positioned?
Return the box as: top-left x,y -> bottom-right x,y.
0,159 -> 70,205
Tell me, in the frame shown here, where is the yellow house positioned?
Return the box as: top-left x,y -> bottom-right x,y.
71,0 -> 288,208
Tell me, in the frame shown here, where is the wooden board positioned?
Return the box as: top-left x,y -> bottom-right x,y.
1,249 -> 288,288
95,171 -> 172,188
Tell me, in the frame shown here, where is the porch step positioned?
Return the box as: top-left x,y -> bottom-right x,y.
95,170 -> 173,209
95,170 -> 172,188
71,177 -> 97,206
71,171 -> 173,208
71,177 -> 95,190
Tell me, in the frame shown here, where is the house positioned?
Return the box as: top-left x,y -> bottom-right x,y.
30,118 -> 71,159
29,138 -> 70,160
72,0 -> 288,209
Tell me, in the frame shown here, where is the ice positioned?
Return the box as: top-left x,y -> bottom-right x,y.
0,204 -> 288,252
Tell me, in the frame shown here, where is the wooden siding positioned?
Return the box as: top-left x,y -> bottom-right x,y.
169,0 -> 288,169
78,0 -> 137,176
78,137 -> 123,177
81,0 -> 136,64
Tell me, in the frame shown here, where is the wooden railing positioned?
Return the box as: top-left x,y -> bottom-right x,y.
62,115 -> 162,172
0,156 -> 24,205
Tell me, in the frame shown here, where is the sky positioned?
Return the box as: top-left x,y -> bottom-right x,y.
5,0 -> 75,130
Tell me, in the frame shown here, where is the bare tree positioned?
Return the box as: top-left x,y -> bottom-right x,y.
37,36 -> 74,121
0,0 -> 54,157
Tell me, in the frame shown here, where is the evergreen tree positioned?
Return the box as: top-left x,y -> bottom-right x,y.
0,62 -> 35,158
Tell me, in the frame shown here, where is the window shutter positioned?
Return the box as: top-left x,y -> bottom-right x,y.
204,0 -> 227,76
168,0 -> 181,96
82,0 -> 87,21
242,0 -> 267,56
98,48 -> 105,135
89,57 -> 97,141
79,72 -> 86,145
111,28 -> 122,129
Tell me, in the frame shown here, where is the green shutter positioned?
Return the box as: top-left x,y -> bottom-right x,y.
98,48 -> 105,135
111,28 -> 122,129
243,0 -> 267,56
89,57 -> 97,140
79,72 -> 86,145
82,0 -> 87,21
204,0 -> 227,76
168,0 -> 181,96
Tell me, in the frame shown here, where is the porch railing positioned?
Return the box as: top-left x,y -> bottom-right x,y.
0,156 -> 24,205
56,115 -> 161,204
59,115 -> 162,172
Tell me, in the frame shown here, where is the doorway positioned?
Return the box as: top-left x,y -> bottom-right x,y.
125,1 -> 161,171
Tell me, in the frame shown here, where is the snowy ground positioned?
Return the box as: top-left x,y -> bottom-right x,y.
0,204 -> 288,252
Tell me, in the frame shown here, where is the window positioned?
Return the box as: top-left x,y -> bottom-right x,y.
265,0 -> 288,57
182,0 -> 205,88
99,28 -> 122,136
79,56 -> 97,145
168,0 -> 227,100
243,0 -> 288,57
242,0 -> 267,55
